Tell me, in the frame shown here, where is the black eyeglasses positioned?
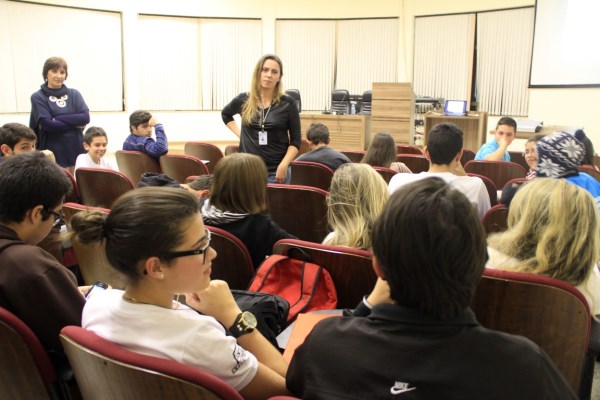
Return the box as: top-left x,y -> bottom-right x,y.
44,208 -> 65,228
162,228 -> 212,263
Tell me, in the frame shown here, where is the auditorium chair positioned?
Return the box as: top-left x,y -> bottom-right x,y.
115,150 -> 161,185
0,307 -> 70,399
267,184 -> 329,244
467,172 -> 498,207
372,166 -> 398,184
285,89 -> 301,113
340,150 -> 366,163
396,154 -> 429,173
273,239 -> 376,309
396,144 -> 423,155
464,160 -> 526,189
472,268 -> 594,396
159,154 -> 209,183
60,326 -> 243,400
289,161 -> 334,191
184,142 -> 224,174
205,226 -> 255,290
76,168 -> 135,209
481,204 -> 509,234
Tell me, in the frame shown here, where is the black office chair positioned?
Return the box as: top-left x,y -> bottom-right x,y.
285,89 -> 301,113
331,89 -> 350,115
360,90 -> 372,115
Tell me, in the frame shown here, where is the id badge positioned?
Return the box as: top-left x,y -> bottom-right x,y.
258,130 -> 268,145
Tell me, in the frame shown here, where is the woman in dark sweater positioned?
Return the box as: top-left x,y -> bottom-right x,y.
201,153 -> 295,269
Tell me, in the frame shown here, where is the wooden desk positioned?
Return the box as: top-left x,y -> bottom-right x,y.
424,111 -> 488,152
300,114 -> 368,150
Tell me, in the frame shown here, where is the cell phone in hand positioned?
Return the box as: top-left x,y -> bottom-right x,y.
86,281 -> 109,299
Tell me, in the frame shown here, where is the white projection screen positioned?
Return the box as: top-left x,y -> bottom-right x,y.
530,0 -> 600,87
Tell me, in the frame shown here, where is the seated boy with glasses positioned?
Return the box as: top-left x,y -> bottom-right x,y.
0,152 -> 86,369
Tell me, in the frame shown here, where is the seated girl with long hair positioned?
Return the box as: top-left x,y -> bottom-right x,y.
323,163 -> 389,250
201,153 -> 295,269
487,178 -> 600,314
361,132 -> 412,173
69,187 -> 289,399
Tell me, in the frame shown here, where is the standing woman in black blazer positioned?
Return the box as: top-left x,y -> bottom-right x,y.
222,54 -> 301,183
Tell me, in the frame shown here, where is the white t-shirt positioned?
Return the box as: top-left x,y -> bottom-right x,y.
486,246 -> 600,315
74,153 -> 118,174
388,172 -> 491,218
82,289 -> 258,390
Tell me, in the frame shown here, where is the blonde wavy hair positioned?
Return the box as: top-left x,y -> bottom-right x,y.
241,54 -> 284,126
324,164 -> 389,250
488,178 -> 600,287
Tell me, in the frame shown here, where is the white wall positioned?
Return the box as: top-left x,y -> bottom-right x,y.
1,0 -> 599,154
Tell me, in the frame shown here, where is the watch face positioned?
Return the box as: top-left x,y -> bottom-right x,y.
241,311 -> 257,329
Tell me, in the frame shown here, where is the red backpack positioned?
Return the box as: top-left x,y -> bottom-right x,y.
248,254 -> 338,324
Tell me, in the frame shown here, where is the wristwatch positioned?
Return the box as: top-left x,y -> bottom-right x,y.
229,311 -> 257,338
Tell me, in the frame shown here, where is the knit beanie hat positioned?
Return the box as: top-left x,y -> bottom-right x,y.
536,131 -> 584,178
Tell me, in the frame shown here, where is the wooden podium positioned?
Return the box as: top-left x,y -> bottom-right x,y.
424,111 -> 488,152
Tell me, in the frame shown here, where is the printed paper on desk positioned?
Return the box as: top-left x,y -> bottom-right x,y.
283,313 -> 339,363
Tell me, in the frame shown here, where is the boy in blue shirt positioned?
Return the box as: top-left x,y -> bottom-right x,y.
474,116 -> 516,161
123,110 -> 168,159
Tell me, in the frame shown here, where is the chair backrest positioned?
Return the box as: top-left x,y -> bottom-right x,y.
206,226 -> 255,290
295,139 -> 311,159
360,90 -> 372,115
159,154 -> 209,184
289,161 -> 334,191
578,165 -> 600,183
184,142 -> 224,174
471,268 -> 591,393
340,150 -> 366,163
76,168 -> 135,209
267,184 -> 329,244
115,150 -> 161,185
372,166 -> 398,184
62,202 -> 128,289
331,89 -> 350,114
396,154 -> 429,174
273,239 -> 376,309
0,307 -> 56,400
508,151 -> 529,172
464,160 -> 527,189
467,172 -> 498,207
396,144 -> 423,155
285,89 -> 301,113
60,326 -> 243,400
481,204 -> 509,234
460,148 -> 476,166
224,145 -> 239,156
63,168 -> 80,203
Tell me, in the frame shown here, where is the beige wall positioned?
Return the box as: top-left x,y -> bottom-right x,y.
2,0 -> 599,153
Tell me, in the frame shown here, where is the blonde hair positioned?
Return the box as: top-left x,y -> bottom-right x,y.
241,54 -> 284,126
488,178 -> 600,287
324,164 -> 389,250
210,153 -> 268,214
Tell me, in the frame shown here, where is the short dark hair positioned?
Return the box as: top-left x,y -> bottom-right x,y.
371,177 -> 487,320
188,174 -> 213,191
129,110 -> 152,133
1,123 -> 37,149
496,117 -> 517,131
426,123 -> 463,165
83,126 -> 108,146
42,57 -> 68,81
306,123 -> 330,145
0,152 -> 71,223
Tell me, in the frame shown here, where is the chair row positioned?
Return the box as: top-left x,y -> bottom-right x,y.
3,263 -> 594,398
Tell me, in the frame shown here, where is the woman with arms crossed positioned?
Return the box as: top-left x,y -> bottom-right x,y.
29,57 -> 90,171
222,54 -> 301,183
